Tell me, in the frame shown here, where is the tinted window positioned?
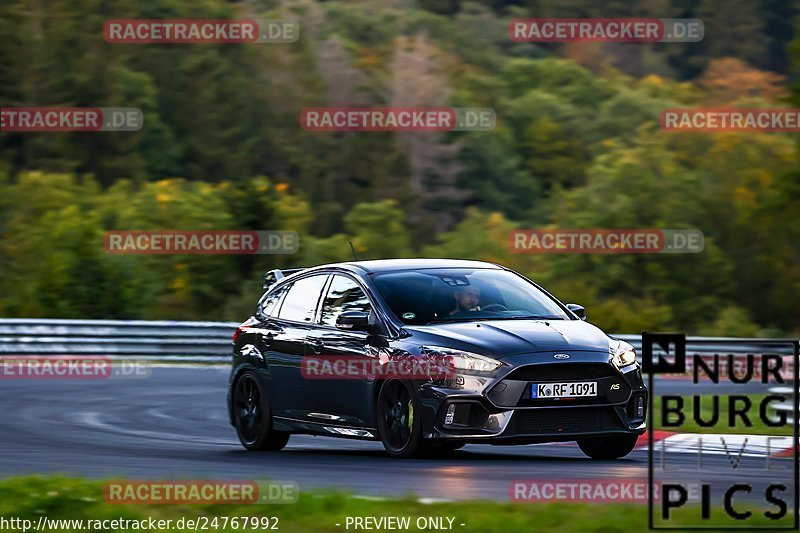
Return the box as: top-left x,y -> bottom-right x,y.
320,275 -> 372,326
277,275 -> 329,323
258,285 -> 289,317
373,269 -> 569,325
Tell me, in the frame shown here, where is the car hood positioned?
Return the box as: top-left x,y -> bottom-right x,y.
404,319 -> 611,358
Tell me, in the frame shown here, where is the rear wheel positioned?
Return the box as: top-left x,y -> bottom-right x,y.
377,379 -> 425,458
577,433 -> 638,460
233,371 -> 290,451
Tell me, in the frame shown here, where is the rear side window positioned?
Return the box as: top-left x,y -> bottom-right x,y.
259,285 -> 289,317
320,275 -> 372,327
277,275 -> 329,323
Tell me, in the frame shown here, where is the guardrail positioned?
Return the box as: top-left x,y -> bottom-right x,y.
0,318 -> 238,363
617,334 -> 797,380
0,319 -> 796,367
768,387 -> 796,424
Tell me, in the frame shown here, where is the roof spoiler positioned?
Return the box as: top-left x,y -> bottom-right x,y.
263,268 -> 306,290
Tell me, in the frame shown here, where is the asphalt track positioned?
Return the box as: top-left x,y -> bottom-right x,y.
0,367 -> 794,507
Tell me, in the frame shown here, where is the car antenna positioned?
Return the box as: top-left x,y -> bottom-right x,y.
349,241 -> 360,261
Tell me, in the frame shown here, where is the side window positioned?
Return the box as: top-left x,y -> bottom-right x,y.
320,275 -> 372,327
276,275 -> 328,323
259,284 -> 289,317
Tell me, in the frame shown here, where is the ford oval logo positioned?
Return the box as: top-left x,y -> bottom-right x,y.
553,354 -> 570,359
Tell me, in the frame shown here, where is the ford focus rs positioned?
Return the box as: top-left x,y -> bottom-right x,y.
228,259 -> 647,458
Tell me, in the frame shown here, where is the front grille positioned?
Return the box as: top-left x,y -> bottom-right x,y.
516,395 -> 604,407
512,406 -> 619,434
505,363 -> 616,381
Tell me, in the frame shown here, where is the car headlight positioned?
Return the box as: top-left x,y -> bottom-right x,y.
610,339 -> 638,369
420,346 -> 503,374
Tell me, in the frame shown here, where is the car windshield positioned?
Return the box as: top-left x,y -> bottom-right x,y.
373,268 -> 571,325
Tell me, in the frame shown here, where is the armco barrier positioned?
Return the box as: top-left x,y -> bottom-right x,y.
0,318 -> 238,363
768,386 -> 796,424
0,319 -> 796,369
621,335 -> 796,380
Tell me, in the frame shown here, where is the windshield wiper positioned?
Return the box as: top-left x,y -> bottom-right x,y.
424,317 -> 485,324
425,315 -> 565,325
476,315 -> 566,321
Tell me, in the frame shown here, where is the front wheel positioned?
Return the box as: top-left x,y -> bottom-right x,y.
376,379 -> 425,458
233,371 -> 290,451
577,433 -> 639,460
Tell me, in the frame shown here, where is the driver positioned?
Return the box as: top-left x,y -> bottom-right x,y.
449,286 -> 481,315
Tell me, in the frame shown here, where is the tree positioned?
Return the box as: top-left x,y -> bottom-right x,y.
521,117 -> 590,190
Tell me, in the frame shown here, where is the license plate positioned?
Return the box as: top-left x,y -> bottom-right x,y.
531,381 -> 597,398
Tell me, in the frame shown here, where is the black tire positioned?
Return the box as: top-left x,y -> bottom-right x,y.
233,371 -> 290,451
577,433 -> 639,460
376,379 -> 425,458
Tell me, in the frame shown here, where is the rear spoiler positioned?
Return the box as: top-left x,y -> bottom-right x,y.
263,268 -> 306,290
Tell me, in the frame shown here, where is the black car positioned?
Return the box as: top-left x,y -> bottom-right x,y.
228,259 -> 647,459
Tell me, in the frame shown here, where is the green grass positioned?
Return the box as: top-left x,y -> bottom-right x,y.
0,476 -> 794,532
652,394 -> 794,435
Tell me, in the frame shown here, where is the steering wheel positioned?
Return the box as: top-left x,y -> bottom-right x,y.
481,303 -> 508,312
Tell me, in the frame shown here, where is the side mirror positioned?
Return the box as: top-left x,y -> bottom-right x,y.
336,310 -> 371,331
566,303 -> 586,320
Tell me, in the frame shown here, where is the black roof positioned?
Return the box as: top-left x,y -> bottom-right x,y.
268,260 -> 506,288
335,258 -> 503,274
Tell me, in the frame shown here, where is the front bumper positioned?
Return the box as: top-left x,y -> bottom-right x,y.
419,360 -> 648,443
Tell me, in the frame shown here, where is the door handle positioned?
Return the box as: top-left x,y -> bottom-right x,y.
309,339 -> 325,354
